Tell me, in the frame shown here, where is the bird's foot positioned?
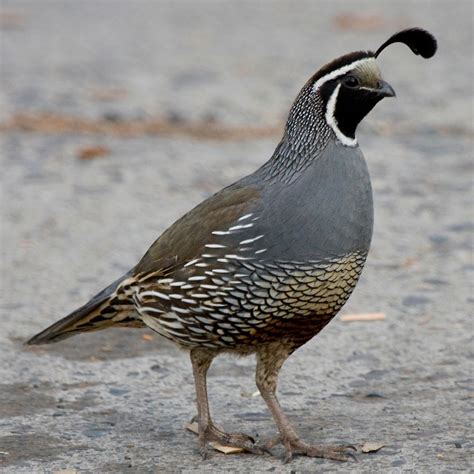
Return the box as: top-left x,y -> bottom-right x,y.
194,418 -> 269,458
266,435 -> 357,463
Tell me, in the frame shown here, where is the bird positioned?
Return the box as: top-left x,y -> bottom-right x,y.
27,28 -> 437,462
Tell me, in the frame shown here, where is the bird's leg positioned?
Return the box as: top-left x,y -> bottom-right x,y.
190,348 -> 267,457
256,343 -> 357,462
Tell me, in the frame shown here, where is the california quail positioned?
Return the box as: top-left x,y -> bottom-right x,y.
27,28 -> 437,462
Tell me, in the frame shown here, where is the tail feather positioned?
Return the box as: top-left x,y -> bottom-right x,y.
26,272 -> 137,345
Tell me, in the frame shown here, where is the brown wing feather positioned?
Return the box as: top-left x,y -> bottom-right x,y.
134,184 -> 261,276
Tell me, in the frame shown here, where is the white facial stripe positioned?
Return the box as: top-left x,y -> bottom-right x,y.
312,57 -> 373,92
325,83 -> 357,147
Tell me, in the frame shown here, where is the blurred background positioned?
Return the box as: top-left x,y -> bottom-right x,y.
1,1 -> 472,472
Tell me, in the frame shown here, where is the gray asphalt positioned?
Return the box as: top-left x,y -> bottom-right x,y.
1,1 -> 473,472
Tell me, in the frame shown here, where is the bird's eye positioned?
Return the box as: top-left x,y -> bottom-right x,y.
344,75 -> 359,88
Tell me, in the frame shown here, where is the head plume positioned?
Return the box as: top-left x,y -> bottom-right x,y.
375,27 -> 437,59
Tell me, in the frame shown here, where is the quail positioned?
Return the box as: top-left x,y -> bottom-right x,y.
27,28 -> 437,462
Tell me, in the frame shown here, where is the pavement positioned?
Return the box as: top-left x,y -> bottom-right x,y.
0,1 -> 472,472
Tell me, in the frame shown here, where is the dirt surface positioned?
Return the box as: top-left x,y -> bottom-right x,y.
1,1 -> 473,472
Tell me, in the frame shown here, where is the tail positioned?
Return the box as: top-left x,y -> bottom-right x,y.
26,271 -> 139,345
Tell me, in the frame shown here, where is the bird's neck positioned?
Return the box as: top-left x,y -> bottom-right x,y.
260,88 -> 333,183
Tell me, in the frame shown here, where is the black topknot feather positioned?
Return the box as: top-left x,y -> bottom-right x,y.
375,27 -> 437,59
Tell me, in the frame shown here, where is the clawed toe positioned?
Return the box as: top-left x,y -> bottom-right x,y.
346,451 -> 359,462
268,436 -> 359,463
196,421 -> 270,456
245,440 -> 272,456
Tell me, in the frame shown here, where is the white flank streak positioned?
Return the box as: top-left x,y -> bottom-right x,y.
181,284 -> 194,290
188,276 -> 207,281
229,223 -> 253,231
157,278 -> 174,284
325,83 -> 358,147
217,258 -> 229,263
190,293 -> 209,299
255,248 -> 268,254
212,230 -> 231,236
184,258 -> 200,268
140,290 -> 170,301
238,213 -> 253,221
213,269 -> 229,274
205,243 -> 226,249
200,284 -> 218,290
225,254 -> 252,261
239,235 -> 264,245
195,262 -> 209,268
169,294 -> 183,299
170,281 -> 185,287
202,254 -> 216,258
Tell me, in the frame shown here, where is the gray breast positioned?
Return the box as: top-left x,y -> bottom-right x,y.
255,140 -> 374,261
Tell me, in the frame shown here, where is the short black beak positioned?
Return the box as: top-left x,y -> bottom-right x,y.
376,79 -> 396,98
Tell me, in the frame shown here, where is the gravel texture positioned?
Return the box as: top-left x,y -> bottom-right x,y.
1,1 -> 473,472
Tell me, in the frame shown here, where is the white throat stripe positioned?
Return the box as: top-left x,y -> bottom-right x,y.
325,83 -> 358,147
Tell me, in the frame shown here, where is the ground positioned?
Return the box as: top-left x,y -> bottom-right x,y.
0,1 -> 472,472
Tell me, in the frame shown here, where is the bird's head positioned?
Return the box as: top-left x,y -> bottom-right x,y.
287,28 -> 437,148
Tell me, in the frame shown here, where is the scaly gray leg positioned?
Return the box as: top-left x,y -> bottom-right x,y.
256,343 -> 357,462
190,348 -> 267,458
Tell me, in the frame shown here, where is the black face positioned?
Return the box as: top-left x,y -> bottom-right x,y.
319,74 -> 394,139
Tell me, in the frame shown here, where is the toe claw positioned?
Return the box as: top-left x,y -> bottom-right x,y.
251,441 -> 273,456
276,438 -> 360,462
330,444 -> 357,453
347,451 -> 359,462
196,422 -> 268,456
